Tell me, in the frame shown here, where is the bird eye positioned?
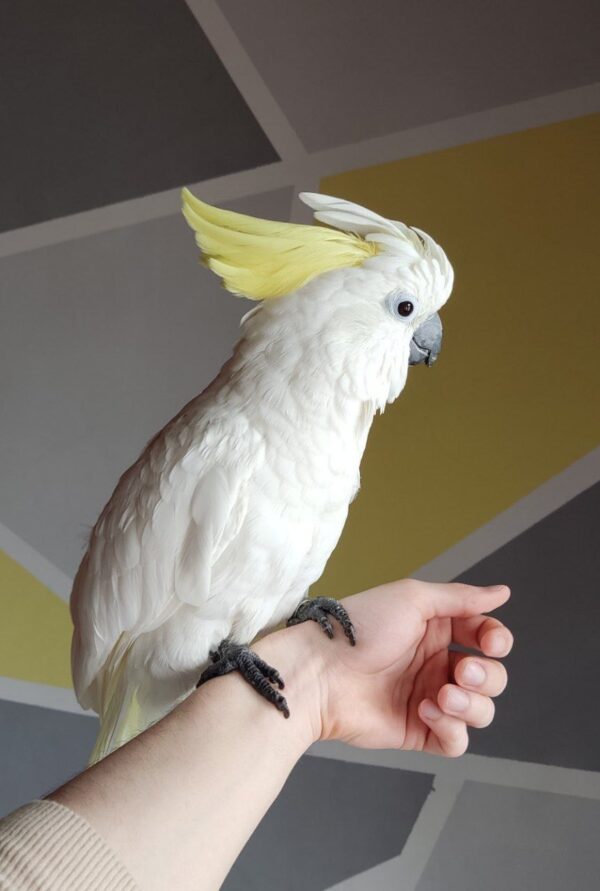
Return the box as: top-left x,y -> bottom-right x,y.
387,292 -> 418,321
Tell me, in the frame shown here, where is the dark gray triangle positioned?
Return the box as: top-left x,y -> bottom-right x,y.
0,1 -> 278,232
219,0 -> 600,151
224,755 -> 433,891
455,480 -> 600,770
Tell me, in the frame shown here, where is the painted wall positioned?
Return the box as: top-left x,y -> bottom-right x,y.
1,2 -> 600,888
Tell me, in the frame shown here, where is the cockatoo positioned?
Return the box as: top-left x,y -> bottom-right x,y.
70,191 -> 453,765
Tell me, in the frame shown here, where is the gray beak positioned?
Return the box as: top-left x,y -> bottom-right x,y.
408,312 -> 443,367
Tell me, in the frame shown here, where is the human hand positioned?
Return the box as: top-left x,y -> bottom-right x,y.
304,579 -> 512,757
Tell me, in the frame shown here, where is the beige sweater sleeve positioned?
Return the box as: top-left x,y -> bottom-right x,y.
0,799 -> 138,890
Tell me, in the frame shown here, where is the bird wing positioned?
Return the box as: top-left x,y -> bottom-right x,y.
173,463 -> 245,607
71,417 -> 258,709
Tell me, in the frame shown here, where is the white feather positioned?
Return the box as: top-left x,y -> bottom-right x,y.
299,192 -> 403,238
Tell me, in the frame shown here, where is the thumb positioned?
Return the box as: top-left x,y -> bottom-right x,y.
406,580 -> 511,620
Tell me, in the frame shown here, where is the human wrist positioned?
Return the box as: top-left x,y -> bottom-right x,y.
253,620 -> 330,748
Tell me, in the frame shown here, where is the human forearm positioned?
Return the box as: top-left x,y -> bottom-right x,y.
45,580 -> 512,889
49,623 -> 323,891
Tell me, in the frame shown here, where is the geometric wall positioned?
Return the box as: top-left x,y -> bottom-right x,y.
0,0 -> 277,232
0,190 -> 293,578
228,759 -> 433,890
317,114 -> 600,593
1,2 -> 599,889
457,483 -> 600,772
416,782 -> 600,891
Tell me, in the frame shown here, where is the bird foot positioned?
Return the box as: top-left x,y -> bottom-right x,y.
287,596 -> 356,646
196,639 -> 290,718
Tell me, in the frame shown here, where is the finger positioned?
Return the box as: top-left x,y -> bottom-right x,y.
405,580 -> 510,621
452,614 -> 514,657
418,699 -> 469,758
449,653 -> 508,697
437,684 -> 495,728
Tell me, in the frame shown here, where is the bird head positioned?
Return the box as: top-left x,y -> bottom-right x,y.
182,189 -> 453,411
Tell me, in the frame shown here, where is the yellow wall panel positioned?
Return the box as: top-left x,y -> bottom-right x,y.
0,549 -> 73,688
315,115 -> 600,596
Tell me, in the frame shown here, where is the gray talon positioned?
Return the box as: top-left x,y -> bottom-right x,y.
287,596 -> 356,646
197,639 -> 289,717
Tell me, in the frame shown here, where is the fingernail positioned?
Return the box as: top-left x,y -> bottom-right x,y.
485,585 -> 507,593
462,660 -> 486,686
421,700 -> 442,720
445,688 -> 470,712
487,631 -> 509,653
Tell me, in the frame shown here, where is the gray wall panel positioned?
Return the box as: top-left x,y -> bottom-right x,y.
455,483 -> 600,771
417,781 -> 600,891
0,699 -> 98,818
225,756 -> 433,890
0,1 -> 277,231
220,0 -> 600,150
0,188 -> 293,576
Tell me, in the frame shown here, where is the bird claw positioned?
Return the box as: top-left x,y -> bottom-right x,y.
197,639 -> 289,717
287,596 -> 356,646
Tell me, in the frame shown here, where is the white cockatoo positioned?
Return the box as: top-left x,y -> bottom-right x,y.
70,191 -> 454,764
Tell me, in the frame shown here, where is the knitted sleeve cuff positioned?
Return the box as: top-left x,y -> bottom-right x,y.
0,799 -> 138,890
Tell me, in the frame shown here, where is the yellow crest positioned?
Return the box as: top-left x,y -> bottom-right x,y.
181,188 -> 380,301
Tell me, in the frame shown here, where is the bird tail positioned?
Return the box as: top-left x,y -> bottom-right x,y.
87,632 -> 143,766
88,631 -> 196,767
